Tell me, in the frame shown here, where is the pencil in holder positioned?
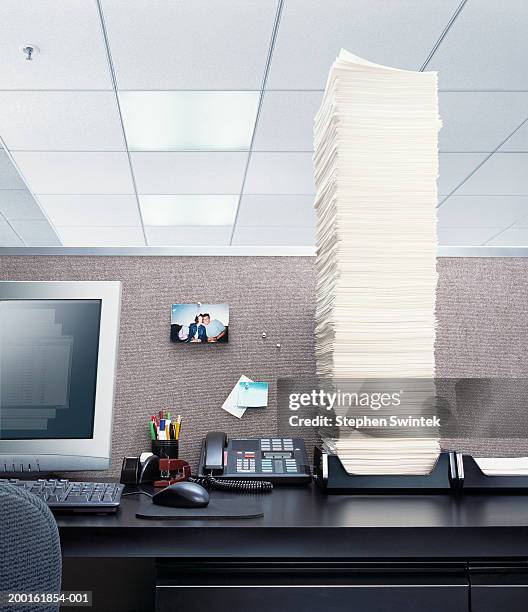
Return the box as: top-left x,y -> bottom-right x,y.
151,439 -> 179,459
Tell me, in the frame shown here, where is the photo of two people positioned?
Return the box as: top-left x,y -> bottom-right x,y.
170,303 -> 229,344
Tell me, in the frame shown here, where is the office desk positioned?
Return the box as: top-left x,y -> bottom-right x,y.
58,486 -> 528,612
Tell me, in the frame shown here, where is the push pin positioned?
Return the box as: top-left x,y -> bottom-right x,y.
261,332 -> 267,339
276,343 -> 281,349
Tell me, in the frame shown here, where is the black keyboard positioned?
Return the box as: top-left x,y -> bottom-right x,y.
1,478 -> 124,513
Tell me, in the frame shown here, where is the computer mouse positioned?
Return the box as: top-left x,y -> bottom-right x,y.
152,481 -> 210,508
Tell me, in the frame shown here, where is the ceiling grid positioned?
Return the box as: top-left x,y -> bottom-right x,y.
0,0 -> 525,249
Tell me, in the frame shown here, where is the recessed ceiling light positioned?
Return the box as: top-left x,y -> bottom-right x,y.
139,194 -> 239,226
119,91 -> 259,151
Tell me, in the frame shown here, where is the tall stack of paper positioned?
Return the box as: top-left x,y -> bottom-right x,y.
313,50 -> 441,474
323,435 -> 440,476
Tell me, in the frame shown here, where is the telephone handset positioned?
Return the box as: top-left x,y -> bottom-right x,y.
197,431 -> 311,485
203,431 -> 226,471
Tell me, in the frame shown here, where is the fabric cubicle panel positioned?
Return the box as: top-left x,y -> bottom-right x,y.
1,255 -> 527,473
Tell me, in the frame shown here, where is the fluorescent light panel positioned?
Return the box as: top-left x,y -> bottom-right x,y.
140,195 -> 239,226
119,91 -> 259,151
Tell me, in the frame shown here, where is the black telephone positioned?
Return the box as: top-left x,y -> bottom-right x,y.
197,432 -> 311,486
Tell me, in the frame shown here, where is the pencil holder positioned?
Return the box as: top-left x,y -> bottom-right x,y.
151,440 -> 179,459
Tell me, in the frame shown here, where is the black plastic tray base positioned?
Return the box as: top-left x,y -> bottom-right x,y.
459,454 -> 528,493
313,448 -> 457,494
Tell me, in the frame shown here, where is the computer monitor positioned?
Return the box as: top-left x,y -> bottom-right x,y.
0,281 -> 121,473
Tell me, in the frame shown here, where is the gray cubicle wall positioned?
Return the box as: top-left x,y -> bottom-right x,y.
436,257 -> 528,458
1,255 -> 527,475
0,255 -> 317,475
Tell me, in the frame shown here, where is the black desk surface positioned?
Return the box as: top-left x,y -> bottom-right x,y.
56,485 -> 528,560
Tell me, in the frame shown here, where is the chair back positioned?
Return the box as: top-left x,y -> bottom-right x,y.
0,483 -> 61,612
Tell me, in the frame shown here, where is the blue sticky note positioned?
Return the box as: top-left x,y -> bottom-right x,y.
237,381 -> 269,408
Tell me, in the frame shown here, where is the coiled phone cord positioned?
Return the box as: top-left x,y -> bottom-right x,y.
189,475 -> 273,493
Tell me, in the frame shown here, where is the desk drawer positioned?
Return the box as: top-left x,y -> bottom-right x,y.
470,566 -> 528,612
157,585 -> 467,612
156,562 -> 468,612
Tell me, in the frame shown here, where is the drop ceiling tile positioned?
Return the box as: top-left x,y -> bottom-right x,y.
438,196 -> 528,228
101,0 -> 278,89
58,226 -> 145,247
438,153 -> 488,196
119,91 -> 259,151
455,154 -> 528,196
0,190 -> 43,220
0,150 -> 26,189
429,0 -> 528,89
145,225 -> 232,246
140,195 -> 238,226
237,195 -> 315,226
12,152 -> 135,195
254,92 -> 528,156
0,217 -> 23,246
38,195 -> 141,227
131,152 -> 247,194
500,120 -> 528,152
267,0 -> 460,89
514,215 -> 528,227
244,153 -> 315,194
253,91 -> 322,151
439,93 -> 528,152
486,227 -> 528,247
0,92 -> 125,151
0,0 -> 112,89
437,226 -> 502,247
233,224 -> 315,246
10,219 -> 60,246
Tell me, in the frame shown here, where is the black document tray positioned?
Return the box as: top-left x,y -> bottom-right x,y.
313,447 -> 457,494
459,454 -> 528,493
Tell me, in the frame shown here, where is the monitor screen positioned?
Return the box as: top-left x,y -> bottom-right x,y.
0,299 -> 101,440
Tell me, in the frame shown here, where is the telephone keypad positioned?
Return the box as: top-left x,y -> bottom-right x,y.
221,437 -> 309,483
236,454 -> 256,473
234,438 -> 300,474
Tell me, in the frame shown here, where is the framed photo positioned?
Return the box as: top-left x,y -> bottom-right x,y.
170,304 -> 229,344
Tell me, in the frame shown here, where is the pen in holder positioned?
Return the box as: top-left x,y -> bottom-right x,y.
151,439 -> 179,459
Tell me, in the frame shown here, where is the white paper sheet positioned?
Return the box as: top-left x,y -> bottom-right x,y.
221,375 -> 253,419
475,457 -> 528,476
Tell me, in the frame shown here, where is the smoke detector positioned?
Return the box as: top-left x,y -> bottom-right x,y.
20,45 -> 39,61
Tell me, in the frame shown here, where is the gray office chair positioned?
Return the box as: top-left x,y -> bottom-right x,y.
0,483 -> 62,612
